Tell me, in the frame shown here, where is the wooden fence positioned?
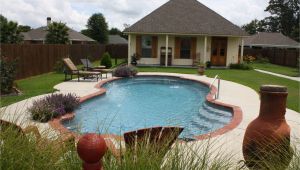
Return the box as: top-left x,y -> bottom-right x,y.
243,48 -> 299,67
1,44 -> 127,79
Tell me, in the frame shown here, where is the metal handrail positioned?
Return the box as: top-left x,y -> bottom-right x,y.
209,75 -> 220,99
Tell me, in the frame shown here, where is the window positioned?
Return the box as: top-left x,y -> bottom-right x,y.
141,36 -> 152,58
180,38 -> 191,59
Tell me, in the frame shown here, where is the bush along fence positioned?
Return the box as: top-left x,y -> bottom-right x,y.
243,47 -> 299,67
0,44 -> 128,79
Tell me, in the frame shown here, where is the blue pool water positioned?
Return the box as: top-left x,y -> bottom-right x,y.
63,76 -> 233,138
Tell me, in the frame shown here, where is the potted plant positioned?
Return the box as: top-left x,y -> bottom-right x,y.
197,62 -> 205,75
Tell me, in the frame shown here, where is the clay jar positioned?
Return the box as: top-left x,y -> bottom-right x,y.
242,85 -> 292,169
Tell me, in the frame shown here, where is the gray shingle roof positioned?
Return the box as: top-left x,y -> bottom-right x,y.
124,0 -> 248,36
22,26 -> 95,42
108,35 -> 128,44
244,32 -> 300,48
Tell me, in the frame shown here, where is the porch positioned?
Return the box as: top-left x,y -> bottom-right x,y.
128,34 -> 244,67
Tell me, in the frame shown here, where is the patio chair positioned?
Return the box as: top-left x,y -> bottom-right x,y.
105,126 -> 184,158
63,58 -> 101,82
80,58 -> 113,79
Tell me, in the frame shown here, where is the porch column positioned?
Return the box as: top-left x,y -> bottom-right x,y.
241,38 -> 244,63
203,36 -> 207,63
165,35 -> 169,67
128,34 -> 131,65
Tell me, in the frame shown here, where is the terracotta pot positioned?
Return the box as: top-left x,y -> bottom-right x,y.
197,66 -> 205,75
77,133 -> 107,170
242,85 -> 292,169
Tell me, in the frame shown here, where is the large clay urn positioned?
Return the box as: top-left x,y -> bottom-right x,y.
77,133 -> 107,170
242,85 -> 292,169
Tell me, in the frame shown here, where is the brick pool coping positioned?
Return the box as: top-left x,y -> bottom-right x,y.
49,75 -> 243,141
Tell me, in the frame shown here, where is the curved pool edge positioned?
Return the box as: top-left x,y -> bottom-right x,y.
49,74 -> 243,141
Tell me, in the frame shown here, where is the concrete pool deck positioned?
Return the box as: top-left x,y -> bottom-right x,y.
1,72 -> 300,163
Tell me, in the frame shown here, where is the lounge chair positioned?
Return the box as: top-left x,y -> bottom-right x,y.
105,126 -> 184,158
80,58 -> 113,79
80,58 -> 106,70
63,58 -> 101,82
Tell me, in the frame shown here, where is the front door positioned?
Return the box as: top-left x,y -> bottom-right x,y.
211,37 -> 227,66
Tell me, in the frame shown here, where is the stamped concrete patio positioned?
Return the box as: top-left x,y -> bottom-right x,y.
1,72 -> 299,164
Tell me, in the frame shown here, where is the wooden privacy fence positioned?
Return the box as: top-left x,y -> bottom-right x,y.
0,44 -> 127,79
243,48 -> 299,67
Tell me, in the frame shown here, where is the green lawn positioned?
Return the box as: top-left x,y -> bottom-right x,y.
250,62 -> 299,77
138,67 -> 299,112
1,65 -> 299,112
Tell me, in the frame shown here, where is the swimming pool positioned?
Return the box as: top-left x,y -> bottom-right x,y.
63,76 -> 233,138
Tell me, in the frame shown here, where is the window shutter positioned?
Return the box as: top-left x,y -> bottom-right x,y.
136,35 -> 141,56
191,37 -> 197,59
175,37 -> 181,59
152,36 -> 158,58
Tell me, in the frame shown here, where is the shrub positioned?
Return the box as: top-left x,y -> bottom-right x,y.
53,60 -> 65,73
28,93 -> 80,122
0,56 -> 18,94
101,52 -> 112,68
255,56 -> 270,63
229,63 -> 253,70
243,55 -> 256,63
206,61 -> 211,68
113,65 -> 138,77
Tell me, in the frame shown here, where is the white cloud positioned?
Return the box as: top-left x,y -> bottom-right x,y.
0,0 -> 270,31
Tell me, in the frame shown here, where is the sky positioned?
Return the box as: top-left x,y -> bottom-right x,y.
0,0 -> 270,32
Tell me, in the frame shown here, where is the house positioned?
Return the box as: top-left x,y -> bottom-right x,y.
124,0 -> 248,67
108,35 -> 128,45
244,32 -> 300,49
22,17 -> 95,44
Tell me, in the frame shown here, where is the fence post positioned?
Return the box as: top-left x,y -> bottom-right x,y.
77,133 -> 107,170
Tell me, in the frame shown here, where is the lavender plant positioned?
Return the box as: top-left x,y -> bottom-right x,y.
28,93 -> 80,122
113,65 -> 138,77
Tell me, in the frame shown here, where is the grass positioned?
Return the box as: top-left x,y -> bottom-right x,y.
0,59 -> 125,107
138,67 -> 300,112
250,62 -> 299,77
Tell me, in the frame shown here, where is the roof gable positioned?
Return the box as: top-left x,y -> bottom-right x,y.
124,0 -> 247,36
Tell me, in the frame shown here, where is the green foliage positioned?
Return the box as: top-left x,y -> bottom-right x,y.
17,25 -> 31,32
0,124 -> 80,169
53,60 -> 65,73
0,15 -> 23,43
101,52 -> 112,68
229,63 -> 253,70
242,0 -> 299,41
242,19 -> 267,35
82,13 -> 108,43
109,27 -> 128,39
45,22 -> 69,44
0,56 -> 18,94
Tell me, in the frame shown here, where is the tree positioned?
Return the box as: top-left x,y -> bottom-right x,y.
264,0 -> 299,41
82,13 -> 108,44
109,27 -> 122,35
45,22 -> 69,44
0,15 -> 23,43
242,19 -> 266,35
18,25 -> 31,32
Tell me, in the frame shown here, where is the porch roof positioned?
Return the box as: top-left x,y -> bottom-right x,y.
124,0 -> 248,37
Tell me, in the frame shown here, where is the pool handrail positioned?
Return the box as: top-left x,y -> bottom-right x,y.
209,75 -> 220,99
